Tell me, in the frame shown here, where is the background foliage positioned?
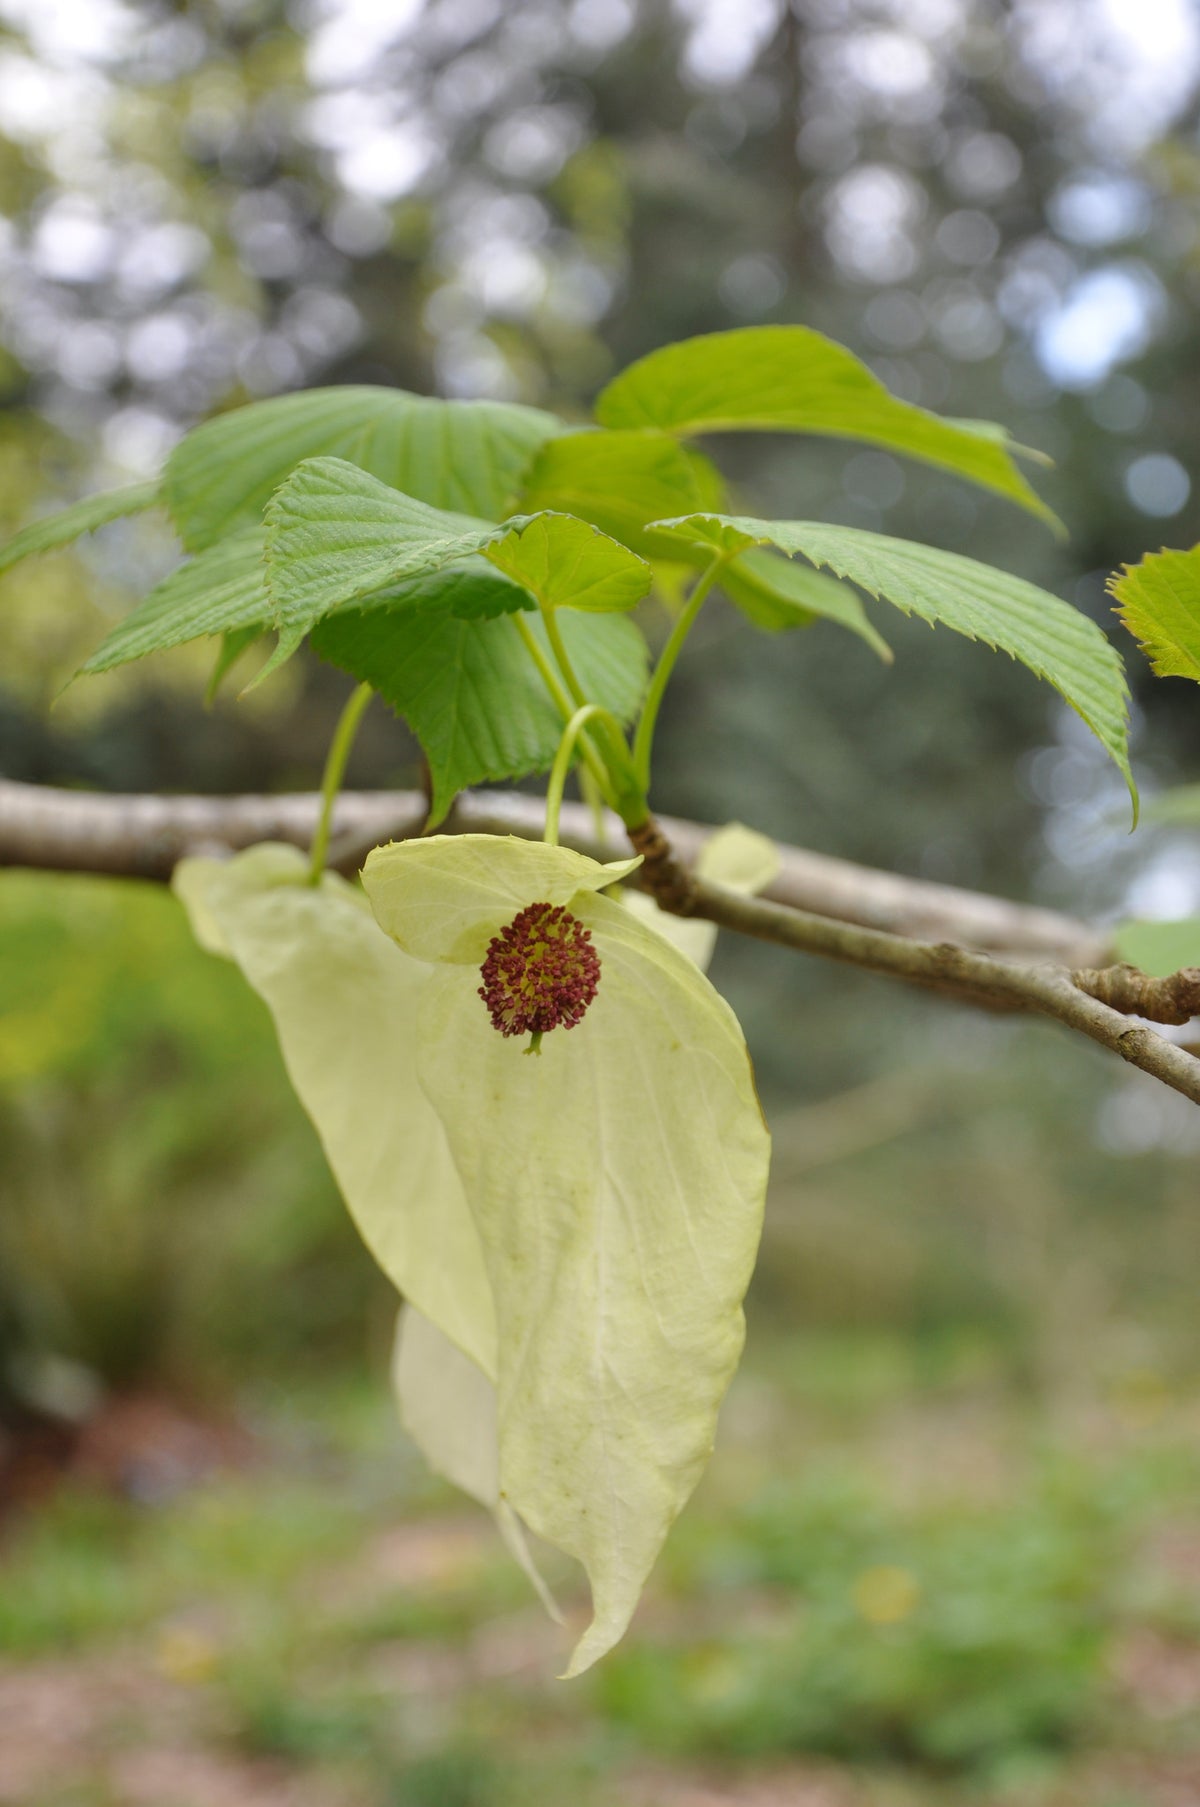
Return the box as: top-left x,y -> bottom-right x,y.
3,1 -> 1200,1802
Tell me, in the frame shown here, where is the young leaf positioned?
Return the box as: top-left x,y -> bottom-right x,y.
165,387 -> 562,552
172,845 -> 497,1375
484,512 -> 652,612
1109,545 -> 1200,684
517,428 -> 724,553
596,327 -> 1059,531
80,528 -> 271,675
652,512 -> 1133,800
720,546 -> 891,660
265,456 -> 508,638
0,481 -> 160,576
312,603 -> 649,825
1114,917 -> 1200,976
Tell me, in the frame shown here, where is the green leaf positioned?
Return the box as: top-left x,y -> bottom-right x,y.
172,844 -> 497,1375
165,387 -> 561,552
266,457 -> 649,656
720,546 -> 892,660
1109,545 -> 1200,684
1113,918 -> 1200,977
312,603 -> 648,825
517,428 -> 724,555
205,625 -> 263,704
596,327 -> 1059,531
484,512 -> 651,612
0,482 -> 160,576
80,527 -> 271,675
370,556 -> 534,622
362,833 -> 770,1674
264,457 -> 509,641
652,512 -> 1133,800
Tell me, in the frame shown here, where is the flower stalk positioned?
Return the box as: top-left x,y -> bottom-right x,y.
309,681 -> 373,885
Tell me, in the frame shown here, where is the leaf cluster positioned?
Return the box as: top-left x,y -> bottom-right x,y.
1,325 -> 1134,819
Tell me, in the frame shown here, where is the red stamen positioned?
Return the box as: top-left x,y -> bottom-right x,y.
478,901 -> 601,1039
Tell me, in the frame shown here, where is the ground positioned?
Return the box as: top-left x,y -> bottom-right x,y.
3,1327 -> 1200,1807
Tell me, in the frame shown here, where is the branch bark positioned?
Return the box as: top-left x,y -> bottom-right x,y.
0,777 -> 1112,963
3,776 -> 1196,1106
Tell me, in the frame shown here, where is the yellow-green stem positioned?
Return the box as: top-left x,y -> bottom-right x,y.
513,612 -> 621,810
545,704 -> 619,846
308,681 -> 373,884
632,554 -> 727,791
540,602 -> 645,821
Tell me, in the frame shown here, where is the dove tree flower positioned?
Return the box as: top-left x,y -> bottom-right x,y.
4,324 -> 1142,1675
176,829 -> 771,1673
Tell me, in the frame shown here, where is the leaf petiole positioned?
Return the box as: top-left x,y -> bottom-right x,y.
539,602 -> 646,822
632,552 -> 728,792
309,680 -> 374,885
544,704 -> 623,846
512,612 -> 628,815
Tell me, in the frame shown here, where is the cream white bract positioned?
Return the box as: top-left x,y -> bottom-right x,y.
176,831 -> 771,1676
363,833 -> 770,1673
173,843 -> 495,1372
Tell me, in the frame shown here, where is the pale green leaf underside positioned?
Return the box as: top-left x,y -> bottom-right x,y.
1113,917 -> 1200,977
83,539 -> 532,678
0,481 -> 160,577
595,327 -> 1059,531
81,527 -> 270,674
265,457 -> 503,635
720,546 -> 892,660
1109,545 -> 1200,684
172,845 -> 496,1375
653,513 -> 1133,800
266,457 -> 649,644
313,604 -> 649,826
363,834 -> 771,1675
165,386 -> 562,552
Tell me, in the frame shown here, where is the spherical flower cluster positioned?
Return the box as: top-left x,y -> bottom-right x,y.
478,901 -> 600,1041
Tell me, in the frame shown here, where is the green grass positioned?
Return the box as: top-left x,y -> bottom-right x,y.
3,1351 -> 1200,1806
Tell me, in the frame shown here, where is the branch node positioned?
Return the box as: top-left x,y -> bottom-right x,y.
626,815 -> 696,915
1071,963 -> 1200,1026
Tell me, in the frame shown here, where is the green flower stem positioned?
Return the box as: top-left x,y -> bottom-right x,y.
513,609 -> 575,719
513,612 -> 625,814
540,603 -> 590,710
308,681 -> 373,885
545,704 -> 621,846
539,602 -> 646,823
632,553 -> 727,792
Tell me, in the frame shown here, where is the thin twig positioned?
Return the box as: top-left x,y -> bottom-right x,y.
687,878 -> 1200,1106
